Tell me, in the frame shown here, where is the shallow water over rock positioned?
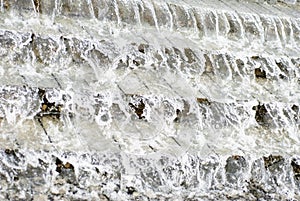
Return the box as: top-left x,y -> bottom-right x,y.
0,0 -> 300,200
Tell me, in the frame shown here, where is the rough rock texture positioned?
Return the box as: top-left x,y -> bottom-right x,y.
0,0 -> 300,200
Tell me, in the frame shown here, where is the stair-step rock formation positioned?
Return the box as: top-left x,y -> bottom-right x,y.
0,0 -> 300,200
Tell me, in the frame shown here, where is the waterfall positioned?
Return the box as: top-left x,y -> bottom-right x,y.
0,0 -> 299,200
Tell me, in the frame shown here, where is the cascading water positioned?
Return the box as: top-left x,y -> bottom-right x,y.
0,0 -> 300,200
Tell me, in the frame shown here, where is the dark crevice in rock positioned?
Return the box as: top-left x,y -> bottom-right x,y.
132,59 -> 140,66
55,157 -> 64,173
247,179 -> 269,200
138,44 -> 148,54
55,157 -> 76,184
291,104 -> 299,121
126,186 -> 136,195
263,155 -> 284,170
2,149 -> 25,168
253,104 -> 270,126
184,48 -> 196,64
255,68 -> 267,79
173,109 -> 181,123
5,148 -> 17,155
2,0 -> 10,10
291,158 -> 300,181
36,88 -> 62,119
203,54 -> 214,73
99,194 -> 110,200
33,0 -> 41,13
197,98 -> 211,105
251,55 -> 260,60
276,61 -> 289,80
291,104 -> 299,112
129,96 -> 146,120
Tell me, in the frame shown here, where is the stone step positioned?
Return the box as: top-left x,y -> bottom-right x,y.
0,27 -> 299,105
0,81 -> 299,129
0,148 -> 298,200
0,85 -> 299,157
3,0 -> 300,49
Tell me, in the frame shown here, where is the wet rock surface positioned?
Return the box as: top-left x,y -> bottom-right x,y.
0,150 -> 299,200
0,0 -> 300,200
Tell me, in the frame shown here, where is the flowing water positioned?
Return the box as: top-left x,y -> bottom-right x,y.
0,0 -> 300,200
